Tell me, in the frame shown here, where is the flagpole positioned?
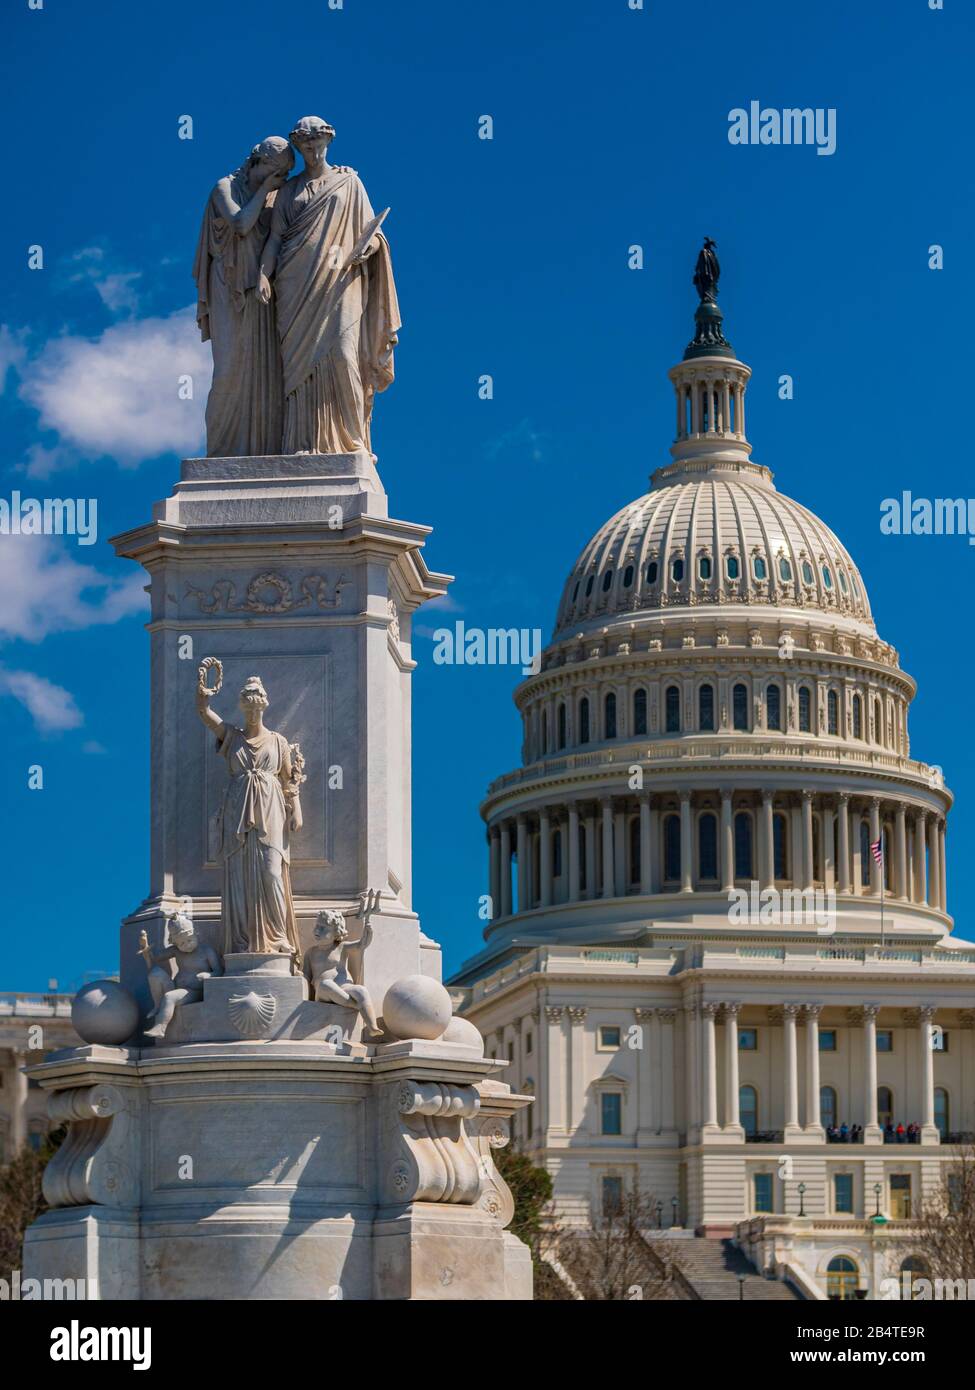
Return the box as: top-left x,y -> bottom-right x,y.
880,847 -> 885,951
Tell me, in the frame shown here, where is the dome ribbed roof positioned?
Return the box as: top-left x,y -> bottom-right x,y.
554,465 -> 872,638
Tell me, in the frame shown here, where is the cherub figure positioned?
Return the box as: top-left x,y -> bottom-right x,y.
140,905 -> 224,1039
304,890 -> 383,1041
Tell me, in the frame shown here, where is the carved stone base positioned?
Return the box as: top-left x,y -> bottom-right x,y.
23,1043 -> 531,1301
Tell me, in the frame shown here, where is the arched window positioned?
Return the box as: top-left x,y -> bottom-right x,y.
671,557 -> 684,583
699,684 -> 715,732
623,564 -> 634,587
585,575 -> 594,596
665,685 -> 681,733
552,828 -> 562,878
822,565 -> 833,590
604,692 -> 617,739
801,560 -> 814,585
773,812 -> 789,880
629,817 -> 641,885
579,697 -> 590,745
734,812 -> 753,880
877,1086 -> 893,1128
646,560 -> 659,584
826,1256 -> 859,1301
663,814 -> 681,882
820,1086 -> 837,1130
828,689 -> 839,735
557,703 -> 566,750
698,813 -> 718,880
726,555 -> 740,580
602,569 -> 613,592
798,686 -> 811,733
633,688 -> 648,736
900,1257 -> 927,1301
852,694 -> 863,739
740,1086 -> 758,1137
779,557 -> 793,582
733,683 -> 748,731
753,555 -> 767,581
860,820 -> 871,887
934,1088 -> 949,1140
766,684 -> 782,731
698,555 -> 712,580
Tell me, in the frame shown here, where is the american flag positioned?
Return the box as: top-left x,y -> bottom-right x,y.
870,838 -> 883,865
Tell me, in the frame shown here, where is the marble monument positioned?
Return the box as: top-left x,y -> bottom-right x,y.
22,117 -> 530,1301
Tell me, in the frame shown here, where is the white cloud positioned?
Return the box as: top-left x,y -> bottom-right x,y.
19,305 -> 209,465
65,246 -> 142,316
0,535 -> 147,642
0,668 -> 83,732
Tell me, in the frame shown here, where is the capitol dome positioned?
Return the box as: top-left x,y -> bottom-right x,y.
554,464 -> 873,639
453,250 -> 952,980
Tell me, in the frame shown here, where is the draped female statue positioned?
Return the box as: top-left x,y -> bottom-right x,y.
196,660 -> 304,962
193,136 -> 295,457
258,116 -> 401,455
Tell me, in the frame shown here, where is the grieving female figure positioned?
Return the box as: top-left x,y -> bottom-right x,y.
196,662 -> 304,962
193,136 -> 294,457
258,116 -> 401,455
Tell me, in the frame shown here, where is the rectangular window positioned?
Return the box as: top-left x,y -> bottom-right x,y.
600,1092 -> 622,1136
933,1030 -> 949,1053
753,1173 -> 773,1213
598,1025 -> 621,1050
525,1033 -> 533,1055
819,1030 -> 837,1052
602,1175 -> 623,1217
738,1029 -> 758,1051
834,1173 -> 854,1214
876,1030 -> 893,1053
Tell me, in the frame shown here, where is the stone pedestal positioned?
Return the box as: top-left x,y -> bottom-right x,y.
24,1045 -> 531,1300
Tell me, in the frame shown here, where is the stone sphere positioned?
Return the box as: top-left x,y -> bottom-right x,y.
71,980 -> 140,1046
382,975 -> 453,1041
440,1015 -> 484,1051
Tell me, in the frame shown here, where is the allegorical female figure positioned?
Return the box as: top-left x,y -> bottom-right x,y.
258,115 -> 401,455
193,136 -> 294,457
195,660 -> 304,962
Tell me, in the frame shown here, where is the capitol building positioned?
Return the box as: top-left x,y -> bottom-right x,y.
450,255 -> 975,1300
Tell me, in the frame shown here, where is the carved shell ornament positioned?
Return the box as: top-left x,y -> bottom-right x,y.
228,991 -> 277,1036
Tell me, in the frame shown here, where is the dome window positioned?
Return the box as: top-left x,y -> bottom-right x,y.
557,703 -> 567,749
646,560 -> 659,584
665,685 -> 681,733
633,688 -> 648,736
623,564 -> 634,587
585,575 -> 594,597
828,689 -> 839,734
572,581 -> 580,602
698,555 -> 712,580
699,684 -> 715,732
726,555 -> 740,580
604,692 -> 617,738
798,685 -> 812,733
851,575 -> 861,599
822,566 -> 833,589
766,683 -> 782,731
801,561 -> 814,585
671,558 -> 685,583
602,569 -> 614,592
838,570 -> 848,594
579,697 -> 591,745
753,556 -> 768,581
732,683 -> 749,731
779,558 -> 792,582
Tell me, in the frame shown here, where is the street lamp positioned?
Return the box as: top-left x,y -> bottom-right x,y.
737,1273 -> 746,1300
874,1182 -> 882,1216
671,1196 -> 679,1226
655,1200 -> 663,1230
798,1181 -> 806,1217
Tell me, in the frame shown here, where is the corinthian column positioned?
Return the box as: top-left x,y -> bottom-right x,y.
539,807 -> 552,908
801,790 -> 814,888
723,1003 -> 743,1136
836,792 -> 851,894
760,790 -> 774,891
567,802 -> 580,902
720,788 -> 734,893
919,1005 -> 939,1142
701,1002 -> 720,1133
928,819 -> 942,912
862,1004 -> 882,1143
601,798 -> 614,899
804,1004 -> 823,1135
783,1004 -> 802,1137
680,790 -> 693,892
489,826 -> 501,920
499,821 -> 512,917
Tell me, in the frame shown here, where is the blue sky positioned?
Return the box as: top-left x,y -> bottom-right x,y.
1,0 -> 970,990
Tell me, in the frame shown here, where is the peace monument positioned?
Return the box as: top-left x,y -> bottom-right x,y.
21,118 -> 530,1301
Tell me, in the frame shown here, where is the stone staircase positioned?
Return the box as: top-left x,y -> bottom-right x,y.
647,1235 -> 804,1301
